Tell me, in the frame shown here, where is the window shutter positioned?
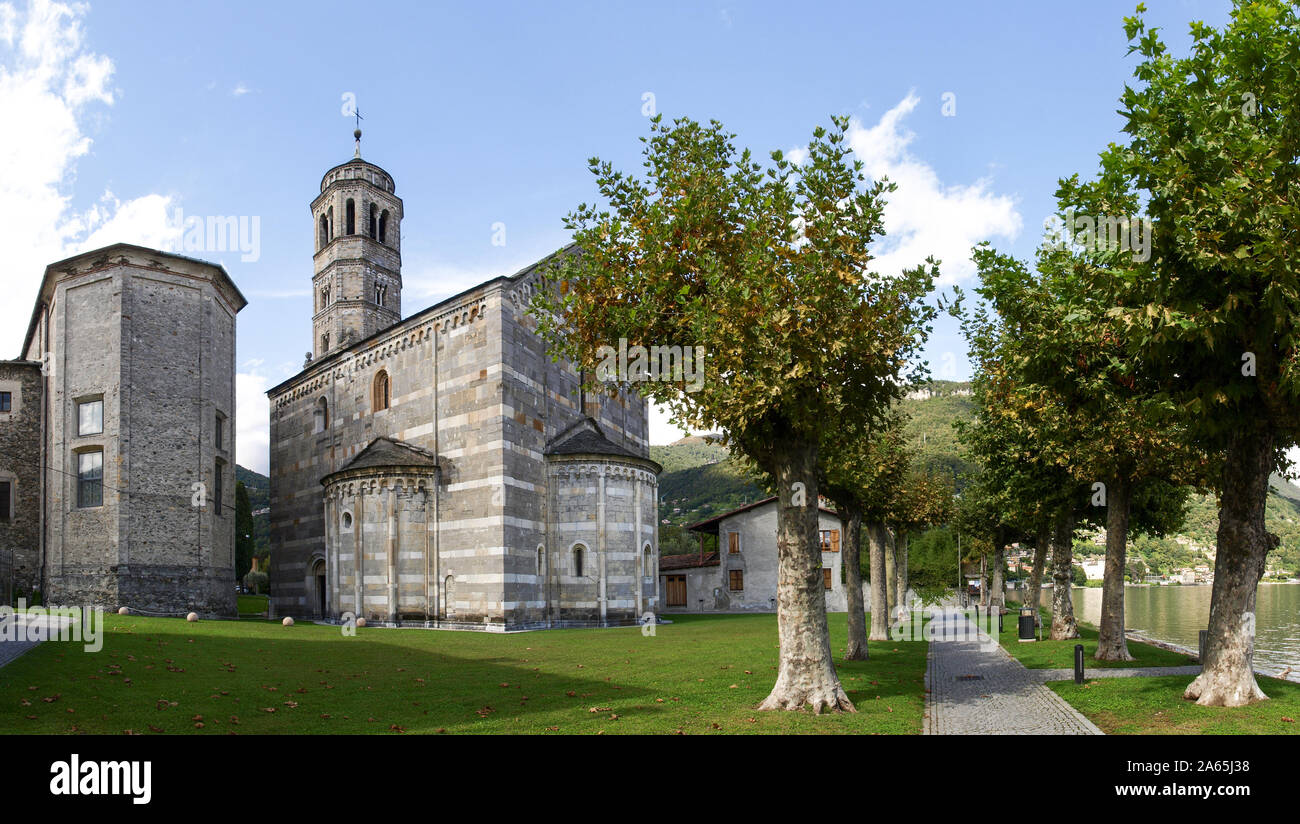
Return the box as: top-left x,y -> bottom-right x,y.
831,530 -> 840,552
823,568 -> 832,590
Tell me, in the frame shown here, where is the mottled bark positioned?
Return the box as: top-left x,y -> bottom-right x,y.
1096,475 -> 1134,661
979,552 -> 989,606
987,538 -> 1008,610
1184,428 -> 1273,707
884,527 -> 898,619
839,506 -> 869,660
867,523 -> 890,641
757,437 -> 855,713
1050,515 -> 1079,640
1027,523 -> 1050,613
895,530 -> 910,624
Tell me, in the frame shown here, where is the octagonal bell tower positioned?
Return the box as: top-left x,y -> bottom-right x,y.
310,129 -> 404,359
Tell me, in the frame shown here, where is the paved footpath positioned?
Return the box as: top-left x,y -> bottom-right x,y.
925,611 -> 1103,735
0,614 -> 71,670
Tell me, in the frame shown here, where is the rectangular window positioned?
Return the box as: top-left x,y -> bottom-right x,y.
77,451 -> 103,508
77,399 -> 103,436
823,568 -> 833,590
820,530 -> 841,552
215,413 -> 224,450
214,460 -> 223,517
0,480 -> 11,520
728,532 -> 740,554
0,392 -> 10,412
729,569 -> 744,591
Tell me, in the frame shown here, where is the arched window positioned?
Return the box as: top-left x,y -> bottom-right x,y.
372,370 -> 390,412
321,332 -> 330,352
319,213 -> 329,249
320,286 -> 330,310
573,544 -> 586,578
345,199 -> 355,235
642,544 -> 652,578
536,544 -> 545,577
313,397 -> 329,433
368,203 -> 378,239
379,210 -> 389,244
374,282 -> 386,306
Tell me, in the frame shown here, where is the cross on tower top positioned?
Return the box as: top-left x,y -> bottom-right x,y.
353,109 -> 364,158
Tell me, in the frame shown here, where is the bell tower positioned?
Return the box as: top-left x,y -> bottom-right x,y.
310,128 -> 403,359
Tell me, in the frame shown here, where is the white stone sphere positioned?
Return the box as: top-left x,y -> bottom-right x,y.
117,607 -> 129,615
186,612 -> 198,622
356,617 -> 366,628
282,616 -> 294,626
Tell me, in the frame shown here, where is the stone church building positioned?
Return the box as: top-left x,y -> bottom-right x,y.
267,135 -> 661,629
0,244 -> 245,615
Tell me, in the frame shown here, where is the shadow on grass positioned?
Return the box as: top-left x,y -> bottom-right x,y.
0,612 -> 927,734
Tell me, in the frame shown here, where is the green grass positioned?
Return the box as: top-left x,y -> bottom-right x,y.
998,602 -> 1194,669
236,595 -> 268,615
1047,675 -> 1300,734
0,612 -> 926,734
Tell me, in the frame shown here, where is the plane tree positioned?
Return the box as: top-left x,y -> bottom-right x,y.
533,114 -> 937,712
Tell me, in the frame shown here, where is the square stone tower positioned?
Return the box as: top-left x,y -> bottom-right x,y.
21,244 -> 247,615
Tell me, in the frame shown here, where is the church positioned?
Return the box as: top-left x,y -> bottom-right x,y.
267,131 -> 662,629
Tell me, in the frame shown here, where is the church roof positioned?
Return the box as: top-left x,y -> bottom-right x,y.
268,242 -> 580,397
320,437 -> 439,485
544,417 -> 661,472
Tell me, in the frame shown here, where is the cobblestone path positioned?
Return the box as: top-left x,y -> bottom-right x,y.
924,610 -> 1103,735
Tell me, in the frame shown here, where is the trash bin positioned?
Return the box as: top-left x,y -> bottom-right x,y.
1018,607 -> 1037,642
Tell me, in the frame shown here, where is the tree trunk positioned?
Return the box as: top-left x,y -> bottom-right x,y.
884,527 -> 897,620
1028,522 -> 1050,613
839,505 -> 868,661
1096,475 -> 1134,661
1050,514 -> 1079,640
757,437 -> 855,713
896,530 -> 910,624
1184,428 -> 1274,707
990,528 -> 1006,610
979,552 -> 988,606
867,523 -> 890,641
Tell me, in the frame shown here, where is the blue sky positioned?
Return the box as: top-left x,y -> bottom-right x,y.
0,0 -> 1234,473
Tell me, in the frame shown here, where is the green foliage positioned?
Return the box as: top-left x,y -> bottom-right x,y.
242,571 -> 268,595
908,526 -> 959,590
235,482 -> 255,581
532,113 -> 937,476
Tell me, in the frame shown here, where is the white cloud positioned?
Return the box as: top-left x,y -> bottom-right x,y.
230,82 -> 250,97
650,401 -> 709,445
0,0 -> 180,357
236,364 -> 270,474
846,93 -> 1021,284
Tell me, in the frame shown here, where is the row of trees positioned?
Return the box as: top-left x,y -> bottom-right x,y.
954,0 -> 1300,707
535,0 -> 1297,712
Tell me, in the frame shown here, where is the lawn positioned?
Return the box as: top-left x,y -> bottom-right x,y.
236,595 -> 268,616
998,601 -> 1194,669
1047,675 -> 1300,734
0,612 -> 927,734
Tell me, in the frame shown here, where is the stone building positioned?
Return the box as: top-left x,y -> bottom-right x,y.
0,244 -> 246,614
663,497 -> 851,613
267,135 -> 660,629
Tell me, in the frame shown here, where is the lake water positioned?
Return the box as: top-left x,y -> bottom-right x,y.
1070,583 -> 1300,675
